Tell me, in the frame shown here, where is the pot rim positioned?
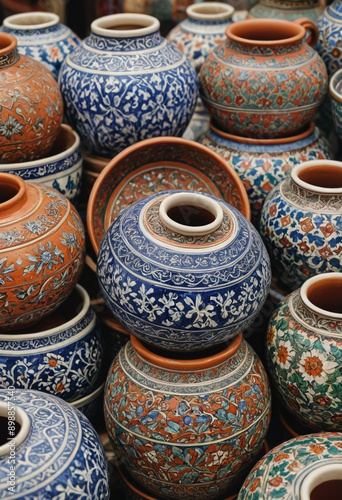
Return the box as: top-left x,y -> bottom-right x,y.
300,273 -> 342,320
186,2 -> 234,21
300,463 -> 342,500
0,401 -> 31,458
3,11 -> 60,30
91,13 -> 160,38
130,333 -> 243,371
0,32 -> 17,55
291,159 -> 342,194
329,67 -> 342,104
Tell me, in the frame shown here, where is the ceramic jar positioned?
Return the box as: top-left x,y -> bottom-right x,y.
0,11 -> 81,80
0,123 -> 83,205
104,334 -> 271,500
237,432 -> 342,500
317,0 -> 342,78
97,190 -> 271,351
59,13 -> 198,159
249,0 -> 324,22
266,273 -> 342,431
0,172 -> 85,331
198,120 -> 333,226
199,18 -> 327,138
0,33 -> 63,163
259,160 -> 342,292
0,389 -> 110,499
329,67 -> 342,141
0,284 -> 103,402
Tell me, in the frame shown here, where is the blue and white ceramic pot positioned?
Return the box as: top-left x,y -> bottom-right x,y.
260,159 -> 342,292
0,11 -> 81,80
329,67 -> 342,142
249,0 -> 324,22
0,389 -> 110,499
266,272 -> 342,431
71,381 -> 105,426
97,190 -> 271,351
237,432 -> 342,500
0,124 -> 82,205
317,0 -> 342,78
0,284 -> 103,402
59,13 -> 198,159
198,120 -> 333,226
105,334 -> 271,500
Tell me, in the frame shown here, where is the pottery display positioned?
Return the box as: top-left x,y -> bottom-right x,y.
266,272 -> 342,431
0,284 -> 103,402
86,136 -> 250,255
0,11 -> 81,80
198,120 -> 333,226
249,0 -> 324,22
0,172 -> 85,331
97,190 -> 271,350
104,334 -> 271,499
0,123 -> 83,205
199,18 -> 327,138
259,159 -> 342,291
59,13 -> 198,159
0,388 -> 110,499
237,432 -> 342,500
317,0 -> 342,77
329,67 -> 342,141
0,32 -> 64,163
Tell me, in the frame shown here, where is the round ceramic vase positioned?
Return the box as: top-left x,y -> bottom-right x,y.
0,11 -> 81,80
249,0 -> 324,22
0,124 -> 83,205
104,334 -> 271,500
237,432 -> 342,500
266,273 -> 342,431
59,13 -> 198,159
0,173 -> 85,331
316,0 -> 342,78
259,160 -> 342,291
97,190 -> 271,351
0,389 -> 110,499
198,121 -> 333,226
199,17 -> 327,138
0,284 -> 103,402
0,33 -> 63,163
329,67 -> 342,142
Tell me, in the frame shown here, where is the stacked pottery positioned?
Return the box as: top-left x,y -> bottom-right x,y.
197,17 -> 329,224
99,189 -> 273,499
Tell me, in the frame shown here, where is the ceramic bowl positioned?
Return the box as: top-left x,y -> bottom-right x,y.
0,124 -> 83,204
329,67 -> 342,142
86,136 -> 250,254
0,284 -> 104,402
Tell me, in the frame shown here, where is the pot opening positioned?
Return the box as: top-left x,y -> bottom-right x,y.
0,183 -> 20,203
300,464 -> 342,500
48,125 -> 76,156
306,277 -> 342,315
3,12 -> 59,28
297,164 -> 342,189
0,33 -> 16,51
0,415 -> 21,446
167,204 -> 216,227
92,14 -> 160,36
228,19 -> 301,43
187,3 -> 233,18
310,480 -> 342,500
0,401 -> 30,458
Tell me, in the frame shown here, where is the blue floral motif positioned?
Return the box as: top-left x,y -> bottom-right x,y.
317,0 -> 342,77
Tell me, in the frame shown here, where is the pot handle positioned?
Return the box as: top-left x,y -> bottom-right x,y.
294,17 -> 319,48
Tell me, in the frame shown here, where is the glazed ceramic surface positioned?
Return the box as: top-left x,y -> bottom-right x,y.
86,136 -> 250,255
0,11 -> 81,80
0,285 -> 103,402
266,273 -> 342,431
198,121 -> 333,226
0,173 -> 85,331
0,124 -> 83,204
59,14 -> 198,158
199,18 -> 327,138
237,432 -> 342,500
329,67 -> 342,141
259,160 -> 342,291
249,0 -> 324,21
97,190 -> 271,350
0,389 -> 109,499
104,335 -> 271,499
71,382 -> 105,425
317,0 -> 342,77
0,33 -> 63,163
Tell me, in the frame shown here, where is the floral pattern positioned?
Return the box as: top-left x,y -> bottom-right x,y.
317,0 -> 342,77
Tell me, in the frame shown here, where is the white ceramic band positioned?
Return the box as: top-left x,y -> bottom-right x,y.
300,463 -> 342,500
291,159 -> 342,194
91,13 -> 160,38
0,402 -> 30,457
300,272 -> 342,320
3,12 -> 59,29
186,2 -> 234,21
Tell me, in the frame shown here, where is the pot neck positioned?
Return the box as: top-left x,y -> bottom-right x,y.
300,273 -> 342,320
290,161 -> 342,195
300,463 -> 342,500
0,174 -> 29,221
186,3 -> 234,22
3,12 -> 60,30
0,401 -> 30,457
0,33 -> 19,67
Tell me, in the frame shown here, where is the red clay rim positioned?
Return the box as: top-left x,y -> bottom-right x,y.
0,172 -> 27,214
0,32 -> 17,54
86,136 -> 250,255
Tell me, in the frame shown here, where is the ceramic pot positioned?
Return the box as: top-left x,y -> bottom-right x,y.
266,272 -> 342,431
249,0 -> 324,22
0,11 -> 81,80
317,0 -> 342,78
59,13 -> 198,159
329,67 -> 342,141
237,432 -> 342,500
0,389 -> 110,498
0,172 -> 85,331
259,159 -> 342,291
0,123 -> 83,205
0,33 -> 63,163
0,284 -> 103,402
199,18 -> 327,138
198,120 -> 333,226
97,190 -> 271,351
104,334 -> 271,500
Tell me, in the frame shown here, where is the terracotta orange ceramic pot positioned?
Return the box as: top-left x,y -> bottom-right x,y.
199,17 -> 328,138
0,172 -> 85,331
0,32 -> 63,163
